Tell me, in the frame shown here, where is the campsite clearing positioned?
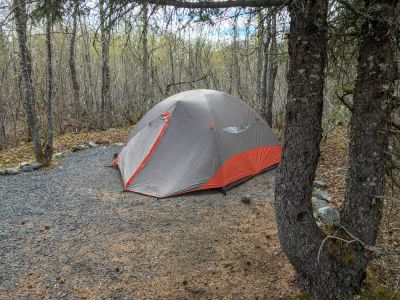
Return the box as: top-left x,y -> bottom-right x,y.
0,145 -> 299,299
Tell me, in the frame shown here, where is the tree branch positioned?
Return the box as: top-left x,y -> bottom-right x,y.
141,0 -> 286,9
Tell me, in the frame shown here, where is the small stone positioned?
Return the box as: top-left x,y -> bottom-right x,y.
336,167 -> 348,174
115,267 -> 120,273
5,168 -> 19,175
0,169 -> 6,175
313,180 -> 328,189
52,152 -> 64,160
72,144 -> 87,152
88,141 -> 98,148
31,162 -> 42,170
21,220 -> 27,225
20,162 -> 30,167
21,164 -> 34,172
312,197 -> 329,210
241,194 -> 251,204
313,189 -> 331,202
44,225 -> 50,230
317,206 -> 340,227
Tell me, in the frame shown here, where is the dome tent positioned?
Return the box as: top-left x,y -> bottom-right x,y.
115,89 -> 282,198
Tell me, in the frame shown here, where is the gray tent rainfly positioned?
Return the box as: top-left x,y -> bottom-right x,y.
115,89 -> 282,198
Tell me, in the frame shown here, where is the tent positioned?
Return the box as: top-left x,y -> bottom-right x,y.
115,89 -> 282,198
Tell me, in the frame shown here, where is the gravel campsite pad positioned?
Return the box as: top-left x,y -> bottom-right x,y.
0,146 -> 298,299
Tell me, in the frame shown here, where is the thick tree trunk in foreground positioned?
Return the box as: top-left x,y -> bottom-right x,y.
275,0 -> 367,298
69,0 -> 80,123
341,0 -> 398,244
275,0 -> 398,297
43,16 -> 54,166
13,0 -> 43,162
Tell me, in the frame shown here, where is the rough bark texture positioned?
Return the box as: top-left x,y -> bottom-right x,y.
274,0 -> 369,298
260,15 -> 271,121
69,0 -> 80,122
265,12 -> 278,127
0,115 -> 5,150
256,10 -> 264,104
141,4 -> 150,110
44,16 -> 54,166
100,0 -> 111,129
13,0 -> 43,162
341,0 -> 398,244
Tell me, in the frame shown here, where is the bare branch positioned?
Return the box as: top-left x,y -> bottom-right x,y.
142,0 -> 286,9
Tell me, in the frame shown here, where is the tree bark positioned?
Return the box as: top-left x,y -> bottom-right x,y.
80,15 -> 95,117
260,15 -> 271,121
265,12 -> 278,127
341,0 -> 398,245
69,0 -> 80,123
0,27 -> 7,150
141,4 -> 150,110
13,0 -> 43,162
44,15 -> 54,166
274,0 -> 367,298
100,0 -> 111,129
256,10 -> 264,105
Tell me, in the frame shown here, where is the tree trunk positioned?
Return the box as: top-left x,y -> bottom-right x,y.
13,0 -> 43,162
100,0 -> 111,129
0,27 -> 7,150
256,10 -> 264,107
265,12 -> 278,127
69,0 -> 80,123
275,0 -> 398,297
259,15 -> 271,121
341,0 -> 398,244
44,15 -> 54,166
80,14 -> 95,118
274,0 -> 365,298
141,4 -> 150,110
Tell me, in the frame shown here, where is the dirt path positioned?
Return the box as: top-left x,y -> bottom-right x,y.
0,145 -> 299,299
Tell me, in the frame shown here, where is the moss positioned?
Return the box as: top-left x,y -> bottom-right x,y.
358,267 -> 400,300
325,239 -> 357,266
297,292 -> 313,300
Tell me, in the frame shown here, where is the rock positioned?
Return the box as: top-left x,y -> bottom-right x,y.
52,152 -> 64,160
5,168 -> 19,175
312,197 -> 329,210
336,167 -> 348,174
313,180 -> 328,189
88,141 -> 98,148
241,194 -> 251,204
0,169 -> 6,175
20,162 -> 30,168
31,162 -> 42,170
21,164 -> 34,172
72,144 -> 87,152
313,189 -> 331,202
317,206 -> 340,227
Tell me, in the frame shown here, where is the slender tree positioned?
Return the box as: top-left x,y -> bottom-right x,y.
69,0 -> 81,123
259,13 -> 271,122
13,0 -> 44,162
265,11 -> 278,127
43,10 -> 54,166
100,0 -> 112,129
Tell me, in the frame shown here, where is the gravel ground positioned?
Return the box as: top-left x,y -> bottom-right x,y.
0,146 -> 298,299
